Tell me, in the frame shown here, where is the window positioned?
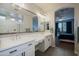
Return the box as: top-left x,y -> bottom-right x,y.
63,22 -> 67,33
58,23 -> 62,32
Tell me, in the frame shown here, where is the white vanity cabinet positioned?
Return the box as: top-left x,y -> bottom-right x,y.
38,35 -> 52,52
0,40 -> 35,56
23,41 -> 35,56
44,35 -> 51,51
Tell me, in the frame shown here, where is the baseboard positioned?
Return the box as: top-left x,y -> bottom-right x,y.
60,39 -> 74,43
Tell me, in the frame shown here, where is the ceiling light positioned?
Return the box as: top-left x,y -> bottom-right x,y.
11,18 -> 15,21
18,20 -> 22,23
0,16 -> 6,20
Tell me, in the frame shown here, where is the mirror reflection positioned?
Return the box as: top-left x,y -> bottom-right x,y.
0,4 -> 49,34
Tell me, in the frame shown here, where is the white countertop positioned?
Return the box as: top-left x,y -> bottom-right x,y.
0,32 -> 52,51
0,37 -> 35,52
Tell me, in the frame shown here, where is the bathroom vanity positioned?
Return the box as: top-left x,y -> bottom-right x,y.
0,32 -> 54,56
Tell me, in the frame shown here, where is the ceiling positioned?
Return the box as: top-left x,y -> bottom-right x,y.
34,3 -> 56,12
34,3 -> 78,13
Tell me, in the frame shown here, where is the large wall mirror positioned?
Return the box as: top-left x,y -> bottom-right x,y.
0,4 -> 35,34
0,8 -> 20,34
0,4 -> 48,34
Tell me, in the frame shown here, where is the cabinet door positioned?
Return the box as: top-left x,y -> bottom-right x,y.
44,36 -> 51,50
48,36 -> 51,46
44,38 -> 49,50
11,52 -> 22,56
16,54 -> 22,56
23,41 -> 35,56
48,38 -> 50,47
25,49 -> 34,56
28,50 -> 35,56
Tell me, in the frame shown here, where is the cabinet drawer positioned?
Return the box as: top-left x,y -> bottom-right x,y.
0,47 -> 19,56
25,48 -> 35,56
18,41 -> 34,52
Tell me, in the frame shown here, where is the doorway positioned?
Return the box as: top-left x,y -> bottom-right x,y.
55,8 -> 74,47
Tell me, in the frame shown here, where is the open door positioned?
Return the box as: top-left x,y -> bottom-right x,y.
55,8 -> 74,47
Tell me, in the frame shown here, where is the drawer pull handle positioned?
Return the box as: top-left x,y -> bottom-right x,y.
9,50 -> 17,54
28,44 -> 32,46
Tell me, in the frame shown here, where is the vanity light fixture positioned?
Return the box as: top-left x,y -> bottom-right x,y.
11,18 -> 15,21
18,19 -> 22,23
0,16 -> 6,20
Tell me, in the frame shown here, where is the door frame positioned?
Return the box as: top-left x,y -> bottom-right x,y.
54,8 -> 74,47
